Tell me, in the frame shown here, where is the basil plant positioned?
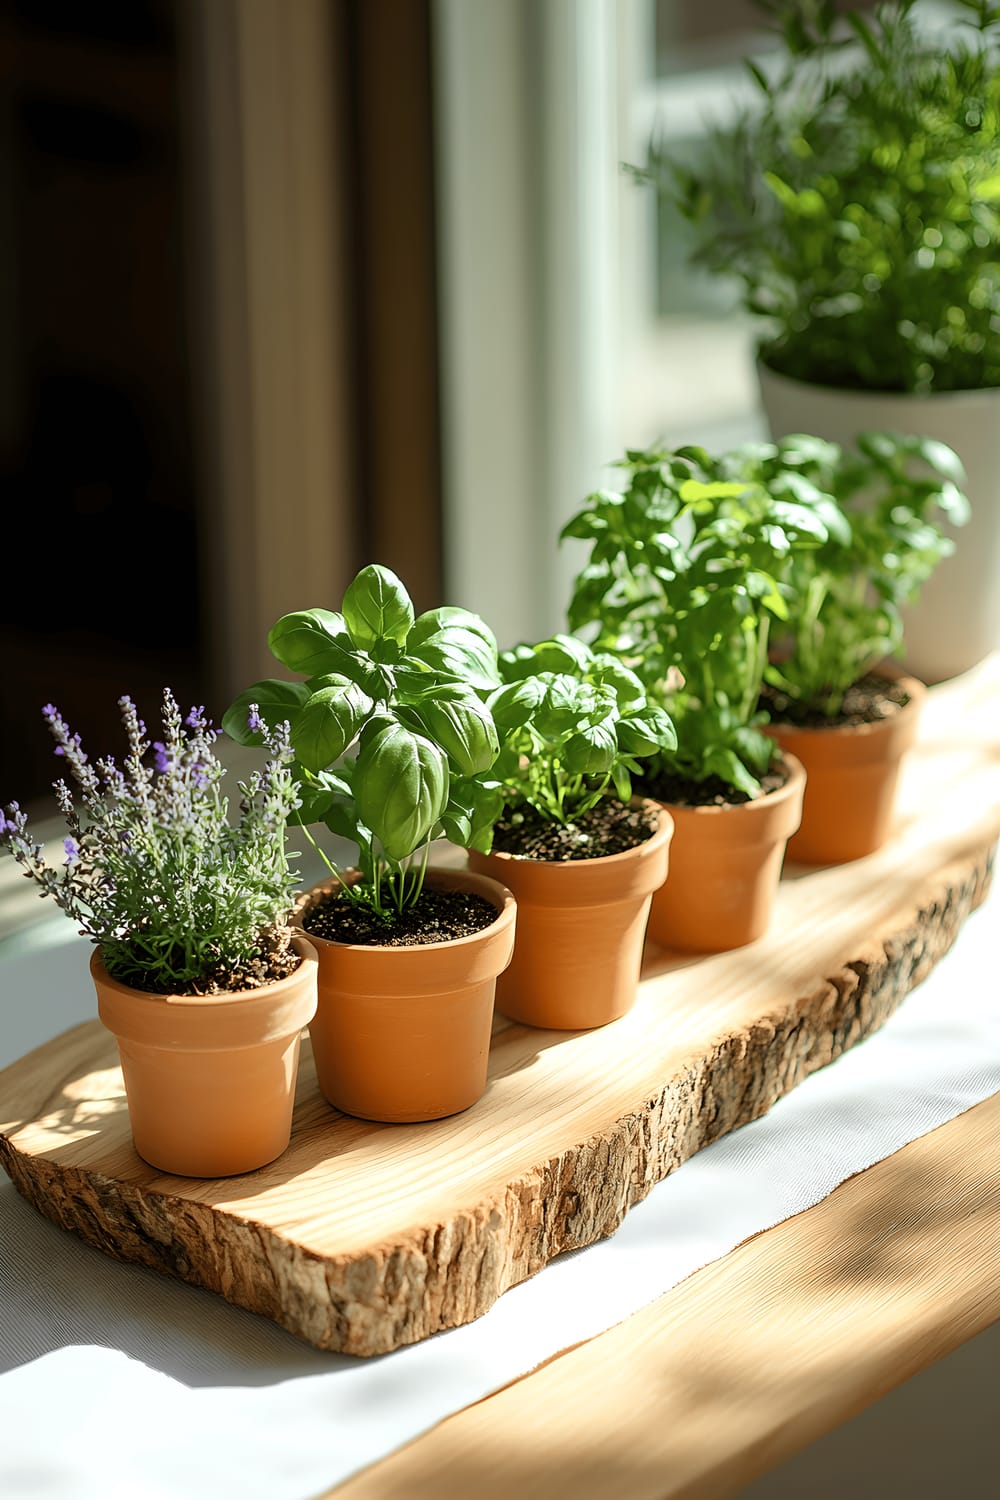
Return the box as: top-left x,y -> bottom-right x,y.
560,443 -> 833,797
743,431 -> 970,716
225,564 -> 504,917
486,634 -> 677,825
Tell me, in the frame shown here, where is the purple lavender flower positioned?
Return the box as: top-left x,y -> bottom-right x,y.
96,757 -> 126,796
0,803 -> 23,837
119,696 -> 147,740
3,685 -> 303,992
247,705 -> 264,735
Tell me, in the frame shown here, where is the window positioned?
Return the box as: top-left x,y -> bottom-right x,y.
432,0 -> 880,647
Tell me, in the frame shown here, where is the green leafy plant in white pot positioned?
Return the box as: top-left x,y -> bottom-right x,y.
224,563 -> 516,1124
628,0 -> 1000,682
560,441 -> 825,952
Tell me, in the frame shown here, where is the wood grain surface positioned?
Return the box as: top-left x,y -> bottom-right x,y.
328,1088 -> 1000,1499
1,656 -> 999,1357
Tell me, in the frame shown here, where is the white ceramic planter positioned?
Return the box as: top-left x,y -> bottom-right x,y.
756,359 -> 1000,684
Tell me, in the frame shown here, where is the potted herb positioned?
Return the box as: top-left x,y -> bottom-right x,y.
746,428 -> 969,861
224,563 -> 516,1124
467,634 -> 676,1030
560,442 -> 822,952
629,0 -> 1000,681
0,689 -> 318,1178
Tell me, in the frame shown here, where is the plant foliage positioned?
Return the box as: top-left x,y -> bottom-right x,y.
487,634 -> 677,824
744,430 -> 970,713
561,444 -> 831,796
225,564 -> 505,918
0,691 -> 302,994
629,0 -> 1000,393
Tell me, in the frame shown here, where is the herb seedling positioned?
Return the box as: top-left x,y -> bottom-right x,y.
744,430 -> 970,715
486,633 -> 677,826
0,689 -> 302,994
225,563 -> 504,919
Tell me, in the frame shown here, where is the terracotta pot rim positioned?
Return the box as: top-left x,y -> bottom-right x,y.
763,672 -> 926,744
480,797 -> 672,872
90,934 -> 320,1010
293,866 -> 516,957
653,752 -> 807,821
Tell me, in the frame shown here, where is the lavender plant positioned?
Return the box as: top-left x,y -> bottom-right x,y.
0,689 -> 304,995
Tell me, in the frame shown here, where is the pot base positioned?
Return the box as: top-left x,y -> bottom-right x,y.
646,755 -> 806,953
295,869 -> 517,1123
468,801 -> 673,1030
764,673 -> 926,866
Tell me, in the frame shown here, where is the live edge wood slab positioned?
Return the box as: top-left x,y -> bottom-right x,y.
2,657 -> 999,1357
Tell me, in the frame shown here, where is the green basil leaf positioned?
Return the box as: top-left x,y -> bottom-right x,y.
589,654 -> 647,713
408,629 -> 500,691
439,777 -> 504,853
616,707 -> 677,757
611,761 -> 633,802
268,610 -> 351,674
354,722 -> 450,862
487,677 -> 548,733
702,746 -> 761,798
770,499 -> 829,542
562,718 -> 617,775
501,634 -> 592,681
294,676 -> 375,773
406,607 -> 499,689
534,675 -> 585,737
402,690 -> 500,776
342,565 -> 414,651
409,605 -> 498,655
911,436 -> 967,487
932,480 -> 971,526
289,767 -> 351,825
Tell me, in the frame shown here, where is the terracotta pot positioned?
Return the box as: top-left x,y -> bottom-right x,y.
93,935 -> 319,1178
293,867 -> 516,1123
763,672 -> 927,865
467,800 -> 673,1030
645,754 -> 806,954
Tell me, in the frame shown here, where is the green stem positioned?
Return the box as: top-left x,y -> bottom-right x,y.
742,615 -> 770,725
298,819 -> 340,878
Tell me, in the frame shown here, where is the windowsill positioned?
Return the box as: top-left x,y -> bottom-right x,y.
621,315 -> 767,451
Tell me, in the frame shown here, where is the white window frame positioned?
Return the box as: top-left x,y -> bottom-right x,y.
431,0 -> 773,654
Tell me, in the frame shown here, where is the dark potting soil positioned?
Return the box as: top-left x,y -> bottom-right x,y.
489,798 -> 660,862
131,929 -> 303,996
758,671 -> 911,730
302,888 -> 499,947
634,761 -> 791,810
